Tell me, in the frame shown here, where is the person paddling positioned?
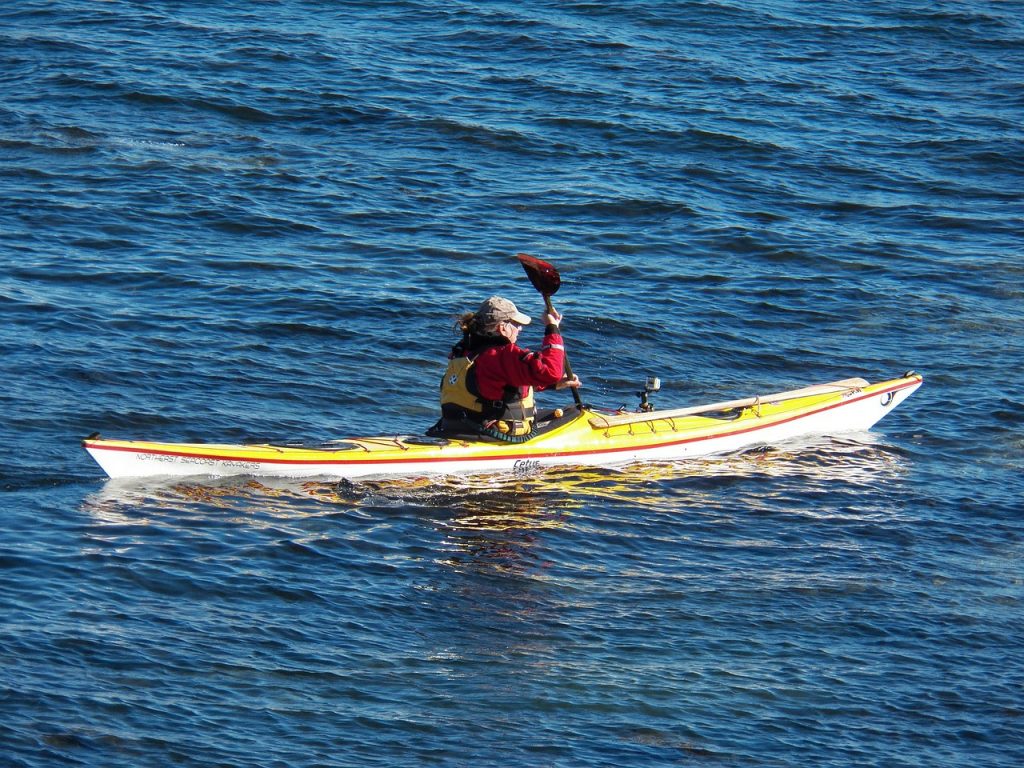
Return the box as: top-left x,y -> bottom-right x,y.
428,296 -> 581,441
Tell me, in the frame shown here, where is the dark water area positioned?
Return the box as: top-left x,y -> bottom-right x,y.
2,1 -> 1022,766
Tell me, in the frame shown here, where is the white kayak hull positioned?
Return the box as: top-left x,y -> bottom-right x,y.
83,373 -> 923,481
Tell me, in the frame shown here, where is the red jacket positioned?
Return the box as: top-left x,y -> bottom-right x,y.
469,329 -> 565,402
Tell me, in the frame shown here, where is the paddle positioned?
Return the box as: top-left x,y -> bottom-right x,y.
516,253 -> 584,408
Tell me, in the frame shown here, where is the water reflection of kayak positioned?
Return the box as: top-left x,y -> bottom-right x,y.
82,372 -> 922,481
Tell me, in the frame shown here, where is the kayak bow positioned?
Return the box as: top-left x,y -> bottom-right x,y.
82,372 -> 922,481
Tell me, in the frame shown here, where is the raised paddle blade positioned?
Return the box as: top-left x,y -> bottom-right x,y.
517,253 -> 561,297
516,252 -> 583,409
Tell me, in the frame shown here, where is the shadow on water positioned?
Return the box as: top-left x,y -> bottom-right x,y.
74,433 -> 913,620
67,433 -> 919,765
79,431 -> 910,530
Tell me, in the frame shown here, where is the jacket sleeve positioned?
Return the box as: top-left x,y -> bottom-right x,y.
502,329 -> 566,390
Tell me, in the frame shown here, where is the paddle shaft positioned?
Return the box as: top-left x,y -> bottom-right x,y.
543,295 -> 583,408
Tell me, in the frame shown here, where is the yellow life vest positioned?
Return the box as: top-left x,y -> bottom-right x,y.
440,356 -> 484,414
439,355 -> 536,436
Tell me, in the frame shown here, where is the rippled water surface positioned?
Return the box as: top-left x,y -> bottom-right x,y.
2,1 -> 1022,766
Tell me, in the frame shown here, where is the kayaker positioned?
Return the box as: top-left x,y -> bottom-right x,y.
428,295 -> 581,441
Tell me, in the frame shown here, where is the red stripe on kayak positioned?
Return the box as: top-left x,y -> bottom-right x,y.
84,378 -> 920,468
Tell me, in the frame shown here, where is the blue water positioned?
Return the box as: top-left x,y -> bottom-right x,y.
2,1 -> 1022,765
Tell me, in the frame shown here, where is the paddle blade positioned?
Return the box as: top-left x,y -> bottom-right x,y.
517,253 -> 561,296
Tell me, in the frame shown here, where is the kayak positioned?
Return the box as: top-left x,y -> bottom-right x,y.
82,371 -> 922,481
